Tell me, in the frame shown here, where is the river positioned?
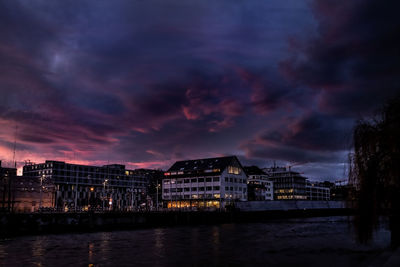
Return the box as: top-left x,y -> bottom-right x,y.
0,216 -> 393,266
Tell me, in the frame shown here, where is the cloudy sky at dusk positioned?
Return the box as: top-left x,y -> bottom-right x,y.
0,0 -> 399,180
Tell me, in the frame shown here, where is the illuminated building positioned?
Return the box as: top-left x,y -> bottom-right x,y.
244,166 -> 273,201
162,156 -> 247,209
23,161 -> 147,211
263,166 -> 307,200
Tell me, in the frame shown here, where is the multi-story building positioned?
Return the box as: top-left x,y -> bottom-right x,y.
244,166 -> 273,201
23,160 -> 147,211
10,175 -> 55,213
306,181 -> 330,201
131,169 -> 165,210
162,156 -> 247,209
0,161 -> 17,211
263,166 -> 307,200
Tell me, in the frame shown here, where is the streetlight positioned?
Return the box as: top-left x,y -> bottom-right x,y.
103,179 -> 108,211
39,174 -> 44,210
156,180 -> 160,211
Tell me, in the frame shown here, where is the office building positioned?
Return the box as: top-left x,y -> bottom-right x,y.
244,166 -> 273,201
162,156 -> 247,209
23,160 -> 147,211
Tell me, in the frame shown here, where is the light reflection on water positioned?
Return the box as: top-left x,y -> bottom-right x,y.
0,217 -> 392,267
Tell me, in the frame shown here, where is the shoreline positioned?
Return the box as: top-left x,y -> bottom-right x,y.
0,208 -> 354,238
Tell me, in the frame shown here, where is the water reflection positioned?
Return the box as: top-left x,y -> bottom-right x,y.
0,217 -> 392,267
32,237 -> 45,267
88,242 -> 94,264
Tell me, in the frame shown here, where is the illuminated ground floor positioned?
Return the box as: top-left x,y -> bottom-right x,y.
165,199 -> 224,209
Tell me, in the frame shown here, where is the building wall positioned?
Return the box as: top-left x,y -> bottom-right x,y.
264,168 -> 307,200
306,184 -> 330,201
23,161 -> 147,211
162,167 -> 248,209
247,174 -> 273,200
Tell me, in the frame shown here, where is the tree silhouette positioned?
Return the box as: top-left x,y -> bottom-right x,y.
350,96 -> 400,247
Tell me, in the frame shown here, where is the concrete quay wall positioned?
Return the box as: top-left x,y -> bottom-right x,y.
235,200 -> 346,211
0,201 -> 352,237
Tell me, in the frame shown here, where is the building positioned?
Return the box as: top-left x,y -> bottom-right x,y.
10,175 -> 55,212
263,166 -> 307,200
23,160 -> 147,211
162,156 -> 247,209
131,169 -> 164,210
243,166 -> 273,201
0,161 -> 17,212
306,181 -> 330,201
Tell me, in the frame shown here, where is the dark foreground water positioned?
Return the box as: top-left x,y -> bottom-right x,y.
0,216 -> 393,267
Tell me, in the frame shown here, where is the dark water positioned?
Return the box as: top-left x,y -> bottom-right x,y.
0,217 -> 392,267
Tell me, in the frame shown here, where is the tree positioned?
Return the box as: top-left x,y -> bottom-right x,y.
350,96 -> 400,247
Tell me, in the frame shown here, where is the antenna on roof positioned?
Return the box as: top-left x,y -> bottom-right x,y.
12,125 -> 18,168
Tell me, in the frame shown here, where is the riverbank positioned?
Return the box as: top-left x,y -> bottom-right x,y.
0,207 -> 353,238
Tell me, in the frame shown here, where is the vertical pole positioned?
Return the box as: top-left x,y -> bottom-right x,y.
156,179 -> 159,211
39,175 -> 43,210
75,167 -> 78,212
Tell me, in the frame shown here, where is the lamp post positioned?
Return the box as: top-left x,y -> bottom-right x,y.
156,180 -> 159,211
39,174 -> 44,210
103,179 -> 108,211
74,169 -> 79,212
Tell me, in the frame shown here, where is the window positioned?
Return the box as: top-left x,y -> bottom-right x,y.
227,166 -> 241,175
213,186 -> 220,190
184,179 -> 190,183
225,177 -> 228,182
199,187 -> 205,191
184,188 -> 190,192
164,189 -> 169,193
213,177 -> 219,182
198,178 -> 204,183
191,187 -> 197,191
191,178 -> 197,183
225,186 -> 229,191
206,178 -> 212,182
206,186 -> 212,191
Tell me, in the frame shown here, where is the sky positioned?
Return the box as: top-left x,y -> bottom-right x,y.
0,0 -> 399,180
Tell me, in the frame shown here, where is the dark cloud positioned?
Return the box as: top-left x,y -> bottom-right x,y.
280,0 -> 400,116
0,0 -> 395,179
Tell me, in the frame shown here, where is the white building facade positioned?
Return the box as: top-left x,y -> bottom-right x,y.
162,156 -> 247,209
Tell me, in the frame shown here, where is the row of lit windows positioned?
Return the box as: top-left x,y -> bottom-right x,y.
164,177 -> 219,184
163,193 -> 246,200
164,186 -> 220,193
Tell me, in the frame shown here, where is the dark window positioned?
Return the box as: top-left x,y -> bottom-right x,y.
198,178 -> 204,183
213,177 -> 220,182
206,178 -> 212,182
